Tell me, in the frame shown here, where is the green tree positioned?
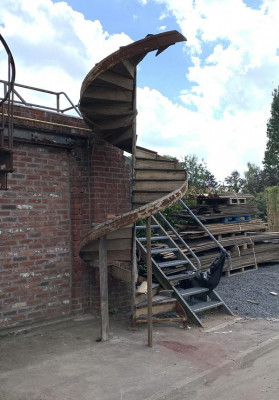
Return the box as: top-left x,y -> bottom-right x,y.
243,162 -> 265,194
224,170 -> 245,192
179,154 -> 218,189
263,86 -> 279,184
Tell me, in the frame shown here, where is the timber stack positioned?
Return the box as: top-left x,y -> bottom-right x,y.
171,192 -> 279,276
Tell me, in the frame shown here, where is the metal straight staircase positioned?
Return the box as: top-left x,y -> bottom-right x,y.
136,213 -> 233,327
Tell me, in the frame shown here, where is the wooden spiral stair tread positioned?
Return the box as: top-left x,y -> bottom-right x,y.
79,30 -> 186,153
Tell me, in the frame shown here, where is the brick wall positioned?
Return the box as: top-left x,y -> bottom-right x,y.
0,105 -> 132,329
0,143 -> 72,328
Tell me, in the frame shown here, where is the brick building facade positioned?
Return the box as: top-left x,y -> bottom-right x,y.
0,105 -> 131,330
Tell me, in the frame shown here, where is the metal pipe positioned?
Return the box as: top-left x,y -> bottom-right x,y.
157,211 -> 201,274
0,80 -> 81,117
0,112 -> 91,131
146,216 -> 153,347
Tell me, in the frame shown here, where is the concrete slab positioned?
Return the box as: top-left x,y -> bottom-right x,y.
1,314 -> 279,400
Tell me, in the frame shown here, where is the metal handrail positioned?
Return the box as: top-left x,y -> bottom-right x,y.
0,80 -> 81,117
156,211 -> 201,274
179,199 -> 232,267
0,35 -> 15,107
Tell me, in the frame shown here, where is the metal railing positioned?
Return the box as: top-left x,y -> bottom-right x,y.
179,199 -> 232,267
0,34 -> 16,190
0,80 -> 81,117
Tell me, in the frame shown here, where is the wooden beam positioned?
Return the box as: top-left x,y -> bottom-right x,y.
99,235 -> 109,341
79,181 -> 187,253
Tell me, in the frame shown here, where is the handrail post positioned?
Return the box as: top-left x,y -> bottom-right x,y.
56,93 -> 60,113
146,216 -> 152,347
99,235 -> 109,341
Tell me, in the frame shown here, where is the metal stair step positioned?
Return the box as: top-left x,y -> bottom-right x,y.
167,271 -> 195,281
136,225 -> 159,230
158,259 -> 189,268
191,300 -> 224,313
151,247 -> 179,255
177,287 -> 210,297
138,235 -> 168,242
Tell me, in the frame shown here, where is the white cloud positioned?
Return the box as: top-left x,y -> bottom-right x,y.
1,0 -> 279,181
137,0 -> 279,179
0,0 -> 132,106
137,86 -> 268,180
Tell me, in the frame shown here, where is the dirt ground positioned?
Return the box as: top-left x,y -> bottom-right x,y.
1,313 -> 279,400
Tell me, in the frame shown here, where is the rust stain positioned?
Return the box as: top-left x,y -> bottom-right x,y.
158,340 -> 227,371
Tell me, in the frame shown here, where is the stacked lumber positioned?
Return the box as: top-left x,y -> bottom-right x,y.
176,219 -> 266,239
169,192 -> 279,275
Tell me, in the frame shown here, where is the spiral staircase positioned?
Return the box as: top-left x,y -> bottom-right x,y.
78,31 -> 232,340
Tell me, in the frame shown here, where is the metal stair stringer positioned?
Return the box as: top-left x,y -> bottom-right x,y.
136,214 -> 233,327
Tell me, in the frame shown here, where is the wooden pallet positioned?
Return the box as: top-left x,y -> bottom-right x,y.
224,264 -> 258,277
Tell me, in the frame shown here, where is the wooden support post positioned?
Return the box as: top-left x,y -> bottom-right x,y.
146,216 -> 152,347
99,235 -> 109,341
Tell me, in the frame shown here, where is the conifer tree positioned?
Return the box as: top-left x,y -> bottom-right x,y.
263,86 -> 279,184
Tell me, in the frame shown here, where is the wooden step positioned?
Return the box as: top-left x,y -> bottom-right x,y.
135,295 -> 177,317
133,191 -> 171,204
135,282 -> 159,305
83,86 -> 132,102
134,179 -> 185,191
96,71 -> 134,90
136,146 -> 162,159
135,158 -> 178,169
135,169 -> 186,180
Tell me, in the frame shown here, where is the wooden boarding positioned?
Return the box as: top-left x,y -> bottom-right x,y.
134,180 -> 185,191
135,146 -> 171,160
82,238 -> 132,252
135,295 -> 177,318
135,169 -> 186,180
133,191 -> 170,204
136,159 -> 177,170
97,71 -> 134,90
106,226 -> 133,240
224,264 -> 258,277
81,249 -> 132,263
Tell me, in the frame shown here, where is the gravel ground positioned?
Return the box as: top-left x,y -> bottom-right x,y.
217,264 -> 279,318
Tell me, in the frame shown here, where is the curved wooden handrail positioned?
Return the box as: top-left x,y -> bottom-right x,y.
79,180 -> 187,254
80,30 -> 186,97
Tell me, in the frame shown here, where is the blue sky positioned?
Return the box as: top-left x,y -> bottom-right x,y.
1,0 -> 279,182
